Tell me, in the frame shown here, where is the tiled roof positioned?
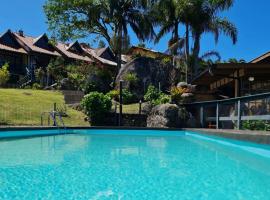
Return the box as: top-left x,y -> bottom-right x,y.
83,46 -> 117,66
0,43 -> 27,54
13,33 -> 60,56
55,42 -> 93,62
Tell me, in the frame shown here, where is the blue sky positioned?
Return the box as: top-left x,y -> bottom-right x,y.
0,0 -> 269,62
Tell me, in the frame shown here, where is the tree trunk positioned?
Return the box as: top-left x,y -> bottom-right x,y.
173,23 -> 179,55
185,23 -> 190,83
113,26 -> 123,87
193,31 -> 201,77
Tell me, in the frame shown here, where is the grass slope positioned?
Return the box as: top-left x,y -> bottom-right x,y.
0,89 -> 88,126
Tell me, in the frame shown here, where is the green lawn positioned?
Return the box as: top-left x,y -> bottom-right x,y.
114,103 -> 146,114
0,89 -> 89,126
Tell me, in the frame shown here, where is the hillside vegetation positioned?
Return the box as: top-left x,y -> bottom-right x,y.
0,89 -> 88,126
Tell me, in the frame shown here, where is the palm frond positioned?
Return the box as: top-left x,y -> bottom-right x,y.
201,50 -> 221,61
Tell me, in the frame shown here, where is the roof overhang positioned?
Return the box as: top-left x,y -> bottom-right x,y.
192,63 -> 270,86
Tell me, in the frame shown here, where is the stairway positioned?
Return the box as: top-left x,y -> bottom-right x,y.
17,65 -> 36,88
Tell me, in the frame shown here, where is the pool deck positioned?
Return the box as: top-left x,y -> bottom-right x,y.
184,128 -> 270,145
0,126 -> 270,145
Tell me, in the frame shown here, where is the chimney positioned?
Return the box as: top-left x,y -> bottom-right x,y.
18,29 -> 24,37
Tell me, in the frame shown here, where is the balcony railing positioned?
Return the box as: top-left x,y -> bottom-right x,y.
184,92 -> 270,130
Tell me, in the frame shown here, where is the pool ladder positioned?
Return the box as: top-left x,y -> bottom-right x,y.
41,111 -> 67,134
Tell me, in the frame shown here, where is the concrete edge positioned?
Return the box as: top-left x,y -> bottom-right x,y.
184,128 -> 270,145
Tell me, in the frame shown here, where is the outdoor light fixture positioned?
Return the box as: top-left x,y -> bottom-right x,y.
248,76 -> 255,82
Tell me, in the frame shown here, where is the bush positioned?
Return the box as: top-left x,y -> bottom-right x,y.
144,85 -> 161,102
122,89 -> 137,104
84,68 -> 112,94
242,120 -> 270,131
153,94 -> 171,105
170,86 -> 188,103
81,92 -> 112,125
144,85 -> 171,105
32,83 -> 41,90
124,73 -> 138,88
107,90 -> 119,101
0,63 -> 10,87
107,89 -> 137,104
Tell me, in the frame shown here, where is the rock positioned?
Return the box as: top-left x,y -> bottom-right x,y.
177,82 -> 188,88
115,57 -> 180,98
181,93 -> 194,98
141,102 -> 154,115
176,82 -> 196,93
147,103 -> 189,128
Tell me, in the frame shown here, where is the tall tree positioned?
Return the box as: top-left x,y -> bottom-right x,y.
188,0 -> 237,76
154,0 -> 181,54
44,0 -> 155,83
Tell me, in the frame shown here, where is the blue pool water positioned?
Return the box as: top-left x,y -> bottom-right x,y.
1,129 -> 270,200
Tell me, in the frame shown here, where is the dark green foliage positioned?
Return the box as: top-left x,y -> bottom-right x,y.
84,68 -> 112,94
144,85 -> 162,102
0,63 -> 10,87
107,89 -> 138,104
144,85 -> 171,105
122,89 -> 137,104
106,90 -> 119,101
242,121 -> 270,131
81,92 -> 112,125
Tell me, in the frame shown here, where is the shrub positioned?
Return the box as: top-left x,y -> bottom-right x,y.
107,89 -> 137,104
144,85 -> 171,105
67,72 -> 84,90
81,92 -> 112,125
242,120 -> 270,131
144,85 -> 161,102
32,83 -> 41,90
0,63 -> 10,87
170,86 -> 188,103
124,73 -> 138,86
107,90 -> 119,101
84,68 -> 112,94
122,89 -> 137,104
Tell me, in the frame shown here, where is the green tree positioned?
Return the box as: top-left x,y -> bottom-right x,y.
154,0 -> 237,79
188,0 -> 237,75
0,63 -> 10,87
44,0 -> 155,84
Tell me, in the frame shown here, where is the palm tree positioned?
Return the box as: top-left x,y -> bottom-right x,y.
154,0 -> 181,54
104,0 -> 155,82
188,0 -> 237,76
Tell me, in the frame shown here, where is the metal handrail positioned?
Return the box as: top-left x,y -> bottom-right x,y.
183,92 -> 270,106
183,92 -> 270,130
41,111 -> 67,133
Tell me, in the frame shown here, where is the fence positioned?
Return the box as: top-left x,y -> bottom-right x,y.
184,92 -> 270,130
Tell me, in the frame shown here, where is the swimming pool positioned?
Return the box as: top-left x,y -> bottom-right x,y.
1,129 -> 270,200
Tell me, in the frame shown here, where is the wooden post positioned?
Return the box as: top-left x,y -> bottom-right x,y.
237,99 -> 242,130
216,103 -> 219,129
119,80 -> 123,126
200,106 -> 204,128
139,100 -> 142,115
53,103 -> 57,126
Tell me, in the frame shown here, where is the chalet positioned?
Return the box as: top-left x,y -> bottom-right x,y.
192,55 -> 270,98
54,41 -> 93,63
82,45 -> 117,68
0,30 -> 28,80
0,29 -> 118,85
0,30 -> 60,81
